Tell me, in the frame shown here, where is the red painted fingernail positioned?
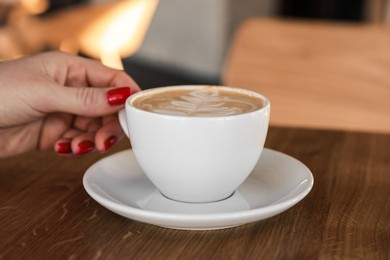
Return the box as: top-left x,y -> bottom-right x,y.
102,136 -> 117,152
107,87 -> 132,106
76,140 -> 95,155
56,142 -> 71,154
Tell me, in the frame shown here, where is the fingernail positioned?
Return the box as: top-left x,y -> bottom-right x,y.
102,136 -> 117,153
56,142 -> 71,154
107,87 -> 131,106
76,140 -> 95,155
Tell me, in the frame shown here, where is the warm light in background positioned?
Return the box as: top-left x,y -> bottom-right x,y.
79,0 -> 158,69
20,0 -> 49,15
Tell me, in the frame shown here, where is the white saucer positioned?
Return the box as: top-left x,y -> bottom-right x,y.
83,148 -> 313,230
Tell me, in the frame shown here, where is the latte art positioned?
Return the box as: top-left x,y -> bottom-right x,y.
132,86 -> 265,117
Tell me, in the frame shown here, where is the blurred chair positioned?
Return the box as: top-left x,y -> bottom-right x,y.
223,18 -> 390,133
366,0 -> 390,24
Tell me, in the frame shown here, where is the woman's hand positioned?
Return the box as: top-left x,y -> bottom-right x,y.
0,51 -> 140,158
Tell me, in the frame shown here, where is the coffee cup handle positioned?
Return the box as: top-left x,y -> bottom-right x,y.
118,109 -> 130,138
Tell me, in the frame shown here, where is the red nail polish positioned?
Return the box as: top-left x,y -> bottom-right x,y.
102,136 -> 117,152
107,87 -> 131,106
56,142 -> 71,154
76,140 -> 95,155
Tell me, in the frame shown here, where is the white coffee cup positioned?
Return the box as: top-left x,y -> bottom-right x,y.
118,85 -> 270,203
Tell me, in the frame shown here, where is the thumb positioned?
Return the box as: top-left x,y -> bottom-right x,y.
50,86 -> 132,117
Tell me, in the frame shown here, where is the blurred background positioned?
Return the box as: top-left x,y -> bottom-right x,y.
0,0 -> 389,89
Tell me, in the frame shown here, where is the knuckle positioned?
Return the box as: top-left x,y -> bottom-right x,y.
76,88 -> 96,113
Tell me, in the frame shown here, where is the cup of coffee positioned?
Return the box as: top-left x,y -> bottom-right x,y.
118,85 -> 270,203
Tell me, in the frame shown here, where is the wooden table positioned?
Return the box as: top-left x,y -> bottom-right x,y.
1,127 -> 388,259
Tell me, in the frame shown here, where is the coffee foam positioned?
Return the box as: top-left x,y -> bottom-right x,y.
132,86 -> 265,117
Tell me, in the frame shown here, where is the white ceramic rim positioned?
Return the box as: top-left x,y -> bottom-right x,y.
126,85 -> 270,119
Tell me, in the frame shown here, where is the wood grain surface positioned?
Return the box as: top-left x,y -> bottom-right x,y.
0,127 -> 389,259
224,18 -> 390,133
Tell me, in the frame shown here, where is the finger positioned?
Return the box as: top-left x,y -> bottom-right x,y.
62,128 -> 83,139
54,138 -> 72,155
37,52 -> 139,117
71,132 -> 96,156
95,114 -> 124,153
42,51 -> 140,91
70,57 -> 139,90
48,85 -> 133,117
54,128 -> 83,155
73,116 -> 102,132
39,113 -> 74,150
